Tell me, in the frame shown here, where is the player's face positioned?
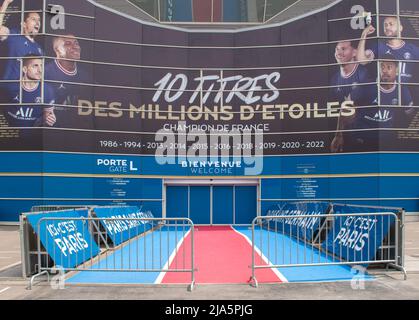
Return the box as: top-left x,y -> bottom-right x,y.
380,61 -> 398,83
63,36 -> 81,60
24,59 -> 43,81
335,42 -> 356,64
23,13 -> 41,36
383,17 -> 402,38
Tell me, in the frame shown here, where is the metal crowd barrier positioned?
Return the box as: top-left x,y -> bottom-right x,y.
27,217 -> 195,291
21,205 -> 154,277
21,207 -> 97,278
30,206 -> 88,213
250,210 -> 406,287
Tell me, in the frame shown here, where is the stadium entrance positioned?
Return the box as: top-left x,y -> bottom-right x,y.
164,180 -> 259,225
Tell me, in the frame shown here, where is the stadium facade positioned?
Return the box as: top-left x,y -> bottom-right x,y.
0,0 -> 418,223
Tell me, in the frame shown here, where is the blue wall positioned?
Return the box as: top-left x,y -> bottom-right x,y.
1,151 -> 418,222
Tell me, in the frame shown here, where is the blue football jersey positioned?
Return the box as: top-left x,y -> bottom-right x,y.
2,29 -> 44,81
4,82 -> 55,127
358,84 -> 413,128
45,59 -> 91,105
369,41 -> 419,82
330,63 -> 377,106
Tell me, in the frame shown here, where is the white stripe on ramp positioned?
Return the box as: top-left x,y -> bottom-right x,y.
0,287 -> 10,295
230,226 -> 288,283
154,228 -> 192,284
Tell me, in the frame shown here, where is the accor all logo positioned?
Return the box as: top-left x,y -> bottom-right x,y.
374,110 -> 391,122
13,107 -> 35,120
364,109 -> 392,123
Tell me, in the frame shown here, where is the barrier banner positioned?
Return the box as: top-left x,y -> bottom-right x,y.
26,209 -> 100,269
93,206 -> 155,246
321,205 -> 396,262
265,202 -> 329,241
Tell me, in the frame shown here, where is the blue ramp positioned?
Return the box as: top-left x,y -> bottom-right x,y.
234,227 -> 374,283
67,226 -> 189,284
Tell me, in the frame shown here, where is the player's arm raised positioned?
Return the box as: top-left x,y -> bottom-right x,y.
356,25 -> 375,65
0,0 -> 13,41
331,106 -> 346,153
404,94 -> 415,117
331,94 -> 356,153
43,107 -> 56,127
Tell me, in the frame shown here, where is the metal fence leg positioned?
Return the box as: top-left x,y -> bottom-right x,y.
250,219 -> 258,288
188,280 -> 195,292
249,276 -> 258,288
387,263 -> 408,280
28,270 -> 50,290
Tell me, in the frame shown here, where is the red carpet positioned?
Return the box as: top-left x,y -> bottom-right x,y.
162,226 -> 282,284
193,0 -> 222,22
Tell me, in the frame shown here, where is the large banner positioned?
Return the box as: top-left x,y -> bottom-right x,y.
0,0 -> 418,157
26,209 -> 100,269
321,204 -> 396,263
265,202 -> 329,241
93,206 -> 155,246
